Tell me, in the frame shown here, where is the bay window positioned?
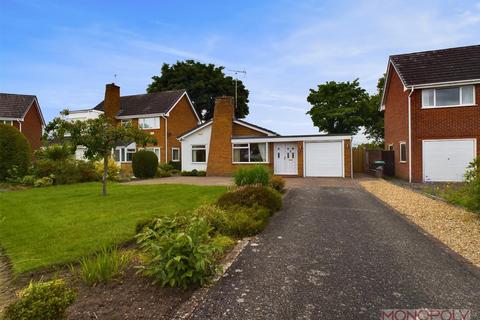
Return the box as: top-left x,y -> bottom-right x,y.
114,146 -> 136,162
138,117 -> 160,129
422,86 -> 475,108
233,143 -> 267,163
192,145 -> 206,163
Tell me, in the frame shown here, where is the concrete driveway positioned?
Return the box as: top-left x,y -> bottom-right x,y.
188,179 -> 480,319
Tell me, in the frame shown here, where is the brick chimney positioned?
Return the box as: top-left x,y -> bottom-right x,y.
103,83 -> 120,121
207,96 -> 235,176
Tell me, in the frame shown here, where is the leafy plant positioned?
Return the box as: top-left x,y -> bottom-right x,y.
443,158 -> 480,213
217,185 -> 282,214
0,124 -> 31,181
34,144 -> 73,161
156,168 -> 172,178
74,247 -> 131,286
132,150 -> 158,179
234,165 -> 270,187
33,176 -> 53,188
94,158 -> 120,181
181,169 -> 199,176
269,176 -> 286,193
136,215 -> 222,288
168,160 -> 181,171
3,279 -> 76,320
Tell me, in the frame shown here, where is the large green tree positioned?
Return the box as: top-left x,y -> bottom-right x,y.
307,79 -> 369,134
45,112 -> 154,196
147,60 -> 249,120
363,76 -> 385,143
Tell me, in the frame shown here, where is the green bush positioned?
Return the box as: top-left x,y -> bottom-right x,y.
197,170 -> 206,176
156,168 -> 172,178
234,165 -> 270,187
3,279 -> 76,320
158,163 -> 174,172
0,124 -> 31,181
132,150 -> 158,179
444,158 -> 480,213
270,176 -> 286,193
211,234 -> 235,257
21,175 -> 36,185
169,160 -> 181,171
181,169 -> 199,176
136,215 -> 222,288
195,204 -> 270,237
76,160 -> 99,182
33,176 -> 54,188
34,144 -> 72,161
217,185 -> 282,214
94,159 -> 120,181
74,247 -> 131,286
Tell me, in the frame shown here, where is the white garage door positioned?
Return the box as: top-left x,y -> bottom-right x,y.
305,141 -> 343,177
423,139 -> 476,182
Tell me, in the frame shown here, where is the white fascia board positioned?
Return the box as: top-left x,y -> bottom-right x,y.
407,79 -> 480,89
231,135 -> 352,144
0,117 -> 20,121
177,121 -> 212,141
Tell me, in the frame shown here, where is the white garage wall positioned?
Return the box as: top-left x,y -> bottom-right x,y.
180,125 -> 212,171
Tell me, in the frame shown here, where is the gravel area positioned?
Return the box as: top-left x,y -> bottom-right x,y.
360,179 -> 480,267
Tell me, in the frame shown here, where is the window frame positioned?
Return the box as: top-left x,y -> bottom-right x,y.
120,119 -> 132,127
171,147 -> 180,162
138,117 -> 160,130
191,145 -> 207,163
399,142 -> 407,163
232,142 -> 269,164
145,147 -> 161,162
421,86 -> 476,109
0,120 -> 13,126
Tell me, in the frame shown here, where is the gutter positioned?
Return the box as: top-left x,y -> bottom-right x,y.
161,115 -> 168,163
408,87 -> 414,183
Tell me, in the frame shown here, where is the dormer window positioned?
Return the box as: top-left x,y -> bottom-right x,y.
422,85 -> 475,108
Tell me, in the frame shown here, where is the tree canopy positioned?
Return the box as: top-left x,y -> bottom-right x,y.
362,76 -> 385,143
307,79 -> 369,135
147,60 -> 249,120
45,112 -> 154,195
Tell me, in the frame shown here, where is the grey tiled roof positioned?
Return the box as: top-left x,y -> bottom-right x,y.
390,45 -> 480,86
0,93 -> 36,118
93,90 -> 186,117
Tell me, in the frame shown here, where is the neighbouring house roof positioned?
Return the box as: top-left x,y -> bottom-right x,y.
177,118 -> 279,140
93,89 -> 199,120
231,133 -> 352,143
389,44 -> 480,87
0,93 -> 45,124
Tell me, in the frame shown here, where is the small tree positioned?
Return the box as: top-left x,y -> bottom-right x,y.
0,124 -> 31,180
45,112 -> 154,195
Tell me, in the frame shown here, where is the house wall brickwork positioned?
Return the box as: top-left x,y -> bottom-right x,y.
384,65 -> 410,180
9,101 -> 43,151
384,63 -> 480,182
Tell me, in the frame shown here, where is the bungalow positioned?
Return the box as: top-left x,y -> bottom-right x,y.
178,96 -> 352,177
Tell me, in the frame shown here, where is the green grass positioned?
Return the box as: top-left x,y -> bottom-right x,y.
0,182 -> 226,274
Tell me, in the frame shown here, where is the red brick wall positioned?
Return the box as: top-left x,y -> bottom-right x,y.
384,64 -> 409,180
410,84 -> 480,182
21,101 -> 43,151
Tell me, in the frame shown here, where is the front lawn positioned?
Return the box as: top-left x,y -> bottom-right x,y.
0,182 -> 226,273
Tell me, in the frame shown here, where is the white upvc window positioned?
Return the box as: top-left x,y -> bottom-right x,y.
192,145 -> 207,163
171,148 -> 180,162
232,142 -> 268,163
114,147 -> 136,163
0,120 -> 13,126
120,119 -> 132,126
422,86 -> 475,108
138,117 -> 160,129
399,142 -> 407,163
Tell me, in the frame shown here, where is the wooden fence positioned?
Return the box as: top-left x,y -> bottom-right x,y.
352,147 -> 366,173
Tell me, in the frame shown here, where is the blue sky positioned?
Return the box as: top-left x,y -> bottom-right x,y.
1,0 -> 479,142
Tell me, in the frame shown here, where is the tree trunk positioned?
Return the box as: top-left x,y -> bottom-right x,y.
102,155 -> 108,196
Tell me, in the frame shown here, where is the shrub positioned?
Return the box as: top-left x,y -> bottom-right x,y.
76,160 -> 99,182
156,168 -> 172,178
34,144 -> 72,161
197,170 -> 206,176
234,165 -> 270,187
211,234 -> 235,257
33,176 -> 53,188
181,169 -> 199,176
195,204 -> 270,237
158,163 -> 174,172
168,160 -> 181,171
132,150 -> 158,179
21,175 -> 36,185
3,279 -> 76,320
136,215 -> 222,288
74,247 -> 131,286
94,159 -> 120,181
444,158 -> 480,213
217,185 -> 282,214
270,176 -> 286,193
0,124 -> 31,181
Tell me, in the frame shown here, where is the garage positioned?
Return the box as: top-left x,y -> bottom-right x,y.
305,141 -> 344,177
423,139 -> 476,182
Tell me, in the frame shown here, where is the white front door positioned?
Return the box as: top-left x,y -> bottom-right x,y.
274,143 -> 298,175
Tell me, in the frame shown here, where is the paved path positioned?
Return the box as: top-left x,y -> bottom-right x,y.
190,181 -> 480,319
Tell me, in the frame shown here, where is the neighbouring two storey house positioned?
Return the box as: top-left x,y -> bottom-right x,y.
0,93 -> 45,150
382,45 -> 480,182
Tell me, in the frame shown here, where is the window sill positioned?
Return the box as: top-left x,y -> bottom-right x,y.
421,104 -> 477,109
192,162 -> 206,164
399,161 -> 407,164
171,159 -> 180,162
232,162 -> 269,164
